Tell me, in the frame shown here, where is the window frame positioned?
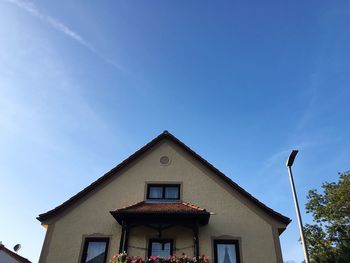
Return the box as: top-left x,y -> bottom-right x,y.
148,238 -> 174,258
213,239 -> 241,263
146,184 -> 180,201
80,237 -> 109,263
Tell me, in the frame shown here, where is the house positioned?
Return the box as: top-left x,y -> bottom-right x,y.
37,131 -> 291,263
0,243 -> 31,263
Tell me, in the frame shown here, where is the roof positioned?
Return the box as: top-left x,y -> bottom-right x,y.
0,244 -> 31,263
112,201 -> 208,214
110,201 -> 211,225
37,131 -> 291,226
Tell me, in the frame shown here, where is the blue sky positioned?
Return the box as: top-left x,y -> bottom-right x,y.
0,1 -> 349,262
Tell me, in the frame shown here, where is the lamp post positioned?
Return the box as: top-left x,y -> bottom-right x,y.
286,150 -> 310,263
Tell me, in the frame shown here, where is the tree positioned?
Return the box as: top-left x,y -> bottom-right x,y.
303,171 -> 350,263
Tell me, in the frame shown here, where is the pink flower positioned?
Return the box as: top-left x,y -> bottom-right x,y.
150,256 -> 159,261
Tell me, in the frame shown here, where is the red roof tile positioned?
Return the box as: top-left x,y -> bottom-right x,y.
110,201 -> 211,225
113,201 -> 208,214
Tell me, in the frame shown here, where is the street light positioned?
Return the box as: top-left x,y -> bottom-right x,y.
286,150 -> 310,263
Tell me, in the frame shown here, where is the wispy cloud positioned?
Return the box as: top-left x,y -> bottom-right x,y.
262,149 -> 290,170
4,0 -> 124,71
0,6 -> 127,260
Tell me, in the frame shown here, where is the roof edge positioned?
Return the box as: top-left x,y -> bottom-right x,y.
37,131 -> 169,222
0,244 -> 31,263
37,130 -> 291,226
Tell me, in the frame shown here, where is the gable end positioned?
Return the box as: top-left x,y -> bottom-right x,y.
37,131 -> 291,227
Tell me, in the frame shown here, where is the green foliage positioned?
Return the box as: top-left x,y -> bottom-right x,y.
304,171 -> 350,263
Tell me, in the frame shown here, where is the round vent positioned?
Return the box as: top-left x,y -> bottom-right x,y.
160,156 -> 170,165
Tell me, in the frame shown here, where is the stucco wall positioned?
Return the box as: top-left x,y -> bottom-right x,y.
41,140 -> 284,263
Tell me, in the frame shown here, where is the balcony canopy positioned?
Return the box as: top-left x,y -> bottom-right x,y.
110,201 -> 210,226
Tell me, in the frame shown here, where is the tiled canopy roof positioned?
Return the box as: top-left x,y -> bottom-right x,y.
112,201 -> 208,214
110,201 -> 211,225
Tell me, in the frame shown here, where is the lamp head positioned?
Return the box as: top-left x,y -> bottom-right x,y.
286,150 -> 298,167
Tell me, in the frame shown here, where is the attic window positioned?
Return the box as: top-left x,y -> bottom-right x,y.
147,184 -> 180,200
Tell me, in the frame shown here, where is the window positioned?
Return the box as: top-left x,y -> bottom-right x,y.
213,240 -> 240,263
81,237 -> 109,263
148,239 -> 173,258
147,184 -> 180,200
